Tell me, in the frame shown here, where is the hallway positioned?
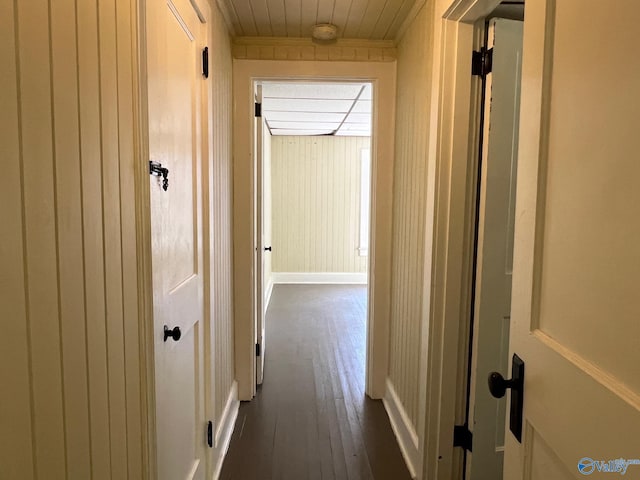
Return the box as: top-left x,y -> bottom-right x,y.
220,285 -> 411,479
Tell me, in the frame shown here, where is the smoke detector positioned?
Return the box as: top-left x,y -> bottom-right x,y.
312,23 -> 338,41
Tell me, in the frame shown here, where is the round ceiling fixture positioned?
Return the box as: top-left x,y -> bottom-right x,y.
312,23 -> 338,41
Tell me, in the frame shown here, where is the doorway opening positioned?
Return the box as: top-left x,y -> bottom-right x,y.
254,80 -> 374,392
462,2 -> 524,479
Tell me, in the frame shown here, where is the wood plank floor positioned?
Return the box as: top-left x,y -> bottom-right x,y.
220,284 -> 411,480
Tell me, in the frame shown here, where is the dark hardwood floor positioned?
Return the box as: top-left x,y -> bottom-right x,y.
220,284 -> 411,480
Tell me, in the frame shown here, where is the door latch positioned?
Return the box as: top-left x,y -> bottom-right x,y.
149,161 -> 169,191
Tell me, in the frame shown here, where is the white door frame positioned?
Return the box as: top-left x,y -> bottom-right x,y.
232,60 -> 396,401
418,0 -> 508,479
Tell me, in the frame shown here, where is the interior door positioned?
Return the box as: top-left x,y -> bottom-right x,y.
255,85 -> 266,385
147,0 -> 206,478
468,18 -> 523,480
504,1 -> 640,478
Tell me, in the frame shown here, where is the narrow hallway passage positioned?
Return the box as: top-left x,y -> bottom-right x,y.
220,285 -> 411,479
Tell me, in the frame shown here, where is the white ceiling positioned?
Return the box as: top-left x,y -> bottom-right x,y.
221,0 -> 419,40
261,82 -> 372,137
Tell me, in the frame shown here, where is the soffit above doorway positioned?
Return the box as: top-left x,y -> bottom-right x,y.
218,0 -> 421,40
261,82 -> 372,136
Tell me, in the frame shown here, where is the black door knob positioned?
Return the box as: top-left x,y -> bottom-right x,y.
488,354 -> 525,442
264,246 -> 272,251
487,372 -> 518,398
163,325 -> 181,342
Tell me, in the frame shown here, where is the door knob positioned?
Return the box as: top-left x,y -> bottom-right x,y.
163,325 -> 181,342
488,354 -> 525,442
488,372 -> 518,398
264,246 -> 272,251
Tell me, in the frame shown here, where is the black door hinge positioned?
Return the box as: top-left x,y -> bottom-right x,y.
472,47 -> 493,77
256,343 -> 261,356
453,424 -> 473,452
207,420 -> 213,448
255,102 -> 262,118
202,46 -> 209,78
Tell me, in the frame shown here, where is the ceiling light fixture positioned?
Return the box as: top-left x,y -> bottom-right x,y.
312,23 -> 338,41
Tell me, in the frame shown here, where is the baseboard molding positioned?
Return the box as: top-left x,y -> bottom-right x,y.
264,277 -> 274,311
271,272 -> 367,284
212,381 -> 239,479
382,378 -> 419,479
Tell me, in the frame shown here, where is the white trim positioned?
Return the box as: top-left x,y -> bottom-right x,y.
383,379 -> 419,479
419,1 -> 503,479
212,381 -> 239,479
271,272 -> 367,285
264,278 -> 274,311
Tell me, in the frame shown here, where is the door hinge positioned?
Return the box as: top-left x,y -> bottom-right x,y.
472,47 -> 493,77
255,102 -> 262,118
453,424 -> 473,452
202,46 -> 209,78
206,420 -> 213,448
256,343 -> 261,356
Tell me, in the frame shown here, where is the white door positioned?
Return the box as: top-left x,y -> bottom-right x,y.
504,1 -> 640,478
147,0 -> 206,478
255,85 -> 266,385
468,18 -> 523,480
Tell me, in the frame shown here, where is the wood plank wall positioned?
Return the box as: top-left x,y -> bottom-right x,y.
271,136 -> 370,274
0,0 -> 142,478
388,3 -> 434,429
207,5 -> 236,426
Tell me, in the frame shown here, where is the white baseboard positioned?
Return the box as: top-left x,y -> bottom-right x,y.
264,277 -> 274,311
382,378 -> 419,479
271,272 -> 367,284
212,381 -> 239,480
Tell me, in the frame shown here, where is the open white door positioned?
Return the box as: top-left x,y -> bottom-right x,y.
147,0 -> 206,478
504,1 -> 640,478
254,85 -> 266,385
468,18 -> 523,480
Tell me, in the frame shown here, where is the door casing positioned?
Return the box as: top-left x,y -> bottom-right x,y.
232,60 -> 396,401
418,0 -> 520,479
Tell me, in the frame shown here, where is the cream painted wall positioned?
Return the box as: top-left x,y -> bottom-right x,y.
388,2 -> 434,433
271,136 -> 370,274
0,0 -> 143,477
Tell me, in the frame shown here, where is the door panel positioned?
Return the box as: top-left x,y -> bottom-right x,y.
148,0 -> 205,479
469,18 -> 523,480
255,85 -> 266,385
505,1 -> 640,478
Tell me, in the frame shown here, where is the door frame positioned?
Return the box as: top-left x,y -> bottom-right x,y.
232,60 -> 396,401
418,0 -> 512,479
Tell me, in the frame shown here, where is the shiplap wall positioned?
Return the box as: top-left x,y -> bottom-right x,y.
208,6 -> 236,430
388,3 -> 434,429
0,0 -> 143,478
271,136 -> 369,274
